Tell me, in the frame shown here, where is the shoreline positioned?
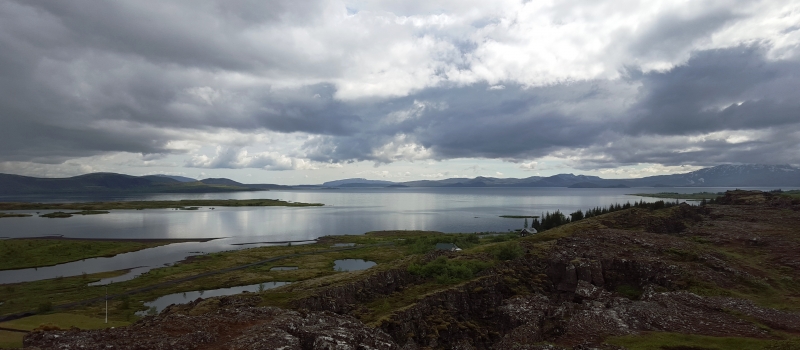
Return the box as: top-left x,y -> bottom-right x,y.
0,238 -> 223,272
7,236 -> 221,243
0,198 -> 324,211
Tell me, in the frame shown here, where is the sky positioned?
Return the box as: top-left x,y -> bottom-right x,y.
1,0 -> 799,185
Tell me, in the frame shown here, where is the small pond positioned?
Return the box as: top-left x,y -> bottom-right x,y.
270,266 -> 298,271
332,243 -> 356,247
333,259 -> 376,272
135,281 -> 289,316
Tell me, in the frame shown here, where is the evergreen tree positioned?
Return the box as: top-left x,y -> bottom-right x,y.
524,218 -> 528,229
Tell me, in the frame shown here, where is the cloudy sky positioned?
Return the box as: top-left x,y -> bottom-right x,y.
1,0 -> 799,184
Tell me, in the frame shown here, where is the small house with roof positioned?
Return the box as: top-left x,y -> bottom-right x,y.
435,243 -> 462,252
519,227 -> 538,237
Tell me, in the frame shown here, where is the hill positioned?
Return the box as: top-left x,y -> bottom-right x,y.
0,173 -> 266,195
152,175 -> 196,182
322,178 -> 396,187
392,164 -> 800,188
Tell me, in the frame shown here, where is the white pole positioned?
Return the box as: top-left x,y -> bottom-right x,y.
105,286 -> 108,324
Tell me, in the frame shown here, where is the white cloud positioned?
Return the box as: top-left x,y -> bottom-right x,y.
370,134 -> 433,164
185,146 -> 314,171
519,161 -> 538,170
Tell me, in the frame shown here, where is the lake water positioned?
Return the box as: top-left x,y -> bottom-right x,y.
135,281 -> 289,316
334,259 -> 377,272
0,187 -> 788,284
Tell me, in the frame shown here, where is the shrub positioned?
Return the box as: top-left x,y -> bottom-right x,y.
37,301 -> 53,313
493,242 -> 524,261
615,284 -> 643,300
117,295 -> 130,310
408,257 -> 491,284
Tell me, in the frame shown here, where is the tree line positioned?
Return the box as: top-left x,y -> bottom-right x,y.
527,199 -> 685,232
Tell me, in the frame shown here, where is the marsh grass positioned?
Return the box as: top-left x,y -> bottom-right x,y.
606,332 -> 800,350
0,239 -> 178,270
0,313 -> 128,331
0,269 -> 128,317
0,313 -> 130,349
0,330 -> 24,349
408,257 -> 491,284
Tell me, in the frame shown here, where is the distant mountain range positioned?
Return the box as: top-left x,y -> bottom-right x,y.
322,178 -> 396,187
0,164 -> 798,195
0,173 -> 289,195
318,164 -> 800,188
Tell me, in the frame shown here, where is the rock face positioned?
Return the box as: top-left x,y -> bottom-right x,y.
23,191 -> 800,349
24,296 -> 400,350
293,267 -> 420,314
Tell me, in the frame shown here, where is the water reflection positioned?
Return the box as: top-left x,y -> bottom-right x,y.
0,240 -> 311,284
334,259 -> 376,272
135,281 -> 289,316
0,188 -> 777,241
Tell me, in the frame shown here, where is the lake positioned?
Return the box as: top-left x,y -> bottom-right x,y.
0,187 -> 787,284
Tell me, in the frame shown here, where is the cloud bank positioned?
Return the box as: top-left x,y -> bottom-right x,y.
1,0 -> 799,176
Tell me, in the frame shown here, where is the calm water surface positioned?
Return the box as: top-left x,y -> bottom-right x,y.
334,259 -> 377,272
0,187 -> 788,284
135,281 -> 289,315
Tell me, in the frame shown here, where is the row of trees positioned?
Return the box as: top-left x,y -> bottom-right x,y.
523,199 -> 685,232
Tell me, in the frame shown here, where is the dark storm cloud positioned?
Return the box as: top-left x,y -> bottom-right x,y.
14,1 -> 329,72
626,45 -> 800,136
0,0 -> 357,161
303,45 -> 800,167
626,9 -> 740,61
0,0 -> 798,171
302,81 -> 627,163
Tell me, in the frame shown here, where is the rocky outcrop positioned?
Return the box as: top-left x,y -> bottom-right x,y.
492,284 -> 776,348
292,267 -> 421,314
24,296 -> 401,350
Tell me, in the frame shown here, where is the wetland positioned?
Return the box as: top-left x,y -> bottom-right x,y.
4,188 -> 800,349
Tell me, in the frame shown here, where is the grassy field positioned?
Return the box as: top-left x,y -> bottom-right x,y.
0,313 -> 130,349
779,190 -> 800,199
1,313 -> 129,331
606,332 -> 800,350
0,198 -> 323,211
0,330 -> 23,349
0,239 -> 200,270
628,192 -> 724,200
0,230 -> 513,326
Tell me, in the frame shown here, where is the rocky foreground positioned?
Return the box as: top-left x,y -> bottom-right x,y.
24,191 -> 800,349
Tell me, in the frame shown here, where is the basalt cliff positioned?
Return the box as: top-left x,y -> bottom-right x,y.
23,190 -> 800,349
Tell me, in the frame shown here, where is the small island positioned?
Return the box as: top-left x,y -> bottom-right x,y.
40,210 -> 110,218
0,212 -> 32,218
